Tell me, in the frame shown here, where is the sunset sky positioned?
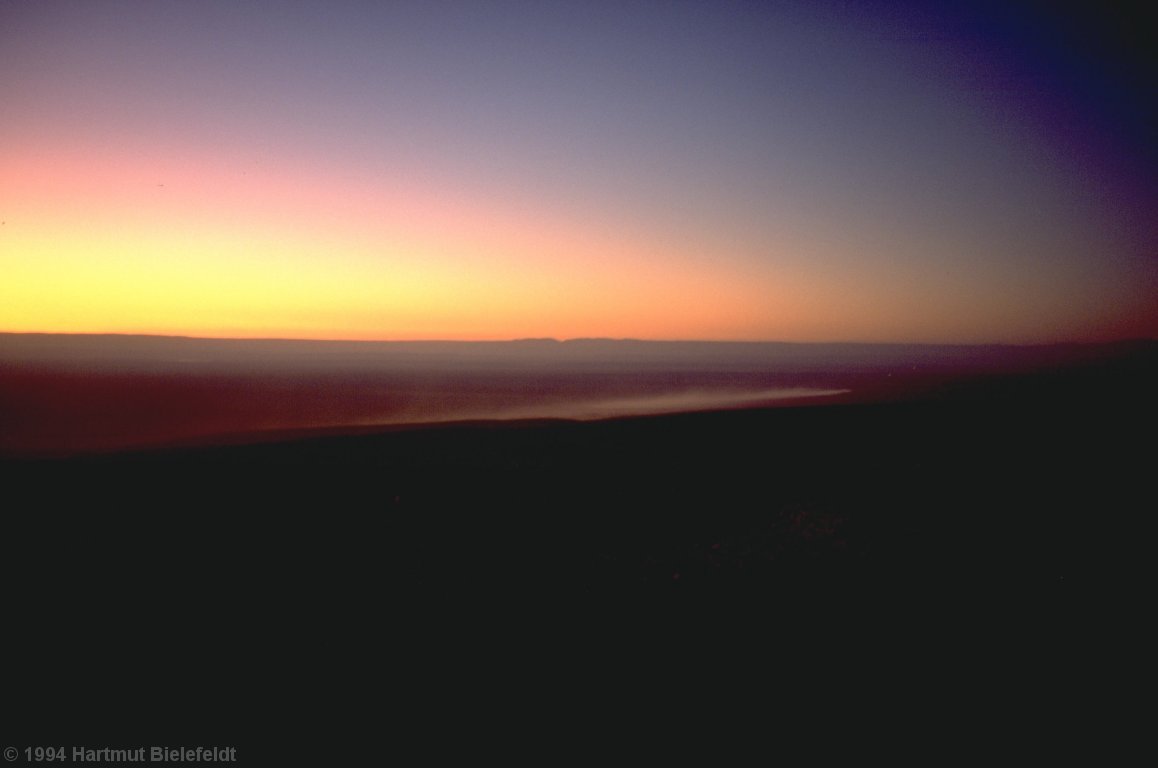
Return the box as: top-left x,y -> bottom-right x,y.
2,0 -> 1154,343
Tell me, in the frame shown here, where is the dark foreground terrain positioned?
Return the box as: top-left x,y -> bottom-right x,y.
3,341 -> 1153,753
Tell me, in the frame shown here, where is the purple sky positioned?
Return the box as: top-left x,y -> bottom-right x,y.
2,0 -> 1154,342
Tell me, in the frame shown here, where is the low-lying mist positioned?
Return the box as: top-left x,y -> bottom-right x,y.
1,333 -> 1142,456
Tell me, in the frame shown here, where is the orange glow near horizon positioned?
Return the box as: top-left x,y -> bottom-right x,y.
0,143 -> 827,342
6,142 -> 1144,345
2,2 -> 1154,346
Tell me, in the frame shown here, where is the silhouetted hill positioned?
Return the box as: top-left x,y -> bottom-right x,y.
3,340 -> 1152,752
4,339 -> 1152,593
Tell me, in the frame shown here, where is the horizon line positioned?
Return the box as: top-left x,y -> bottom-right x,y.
1,330 -> 1154,348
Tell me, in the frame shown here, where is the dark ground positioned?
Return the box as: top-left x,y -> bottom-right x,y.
2,342 -> 1152,755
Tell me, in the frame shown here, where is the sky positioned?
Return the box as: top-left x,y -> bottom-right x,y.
1,0 -> 1154,343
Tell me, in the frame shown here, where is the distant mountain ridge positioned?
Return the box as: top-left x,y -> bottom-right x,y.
3,332 -> 1151,374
